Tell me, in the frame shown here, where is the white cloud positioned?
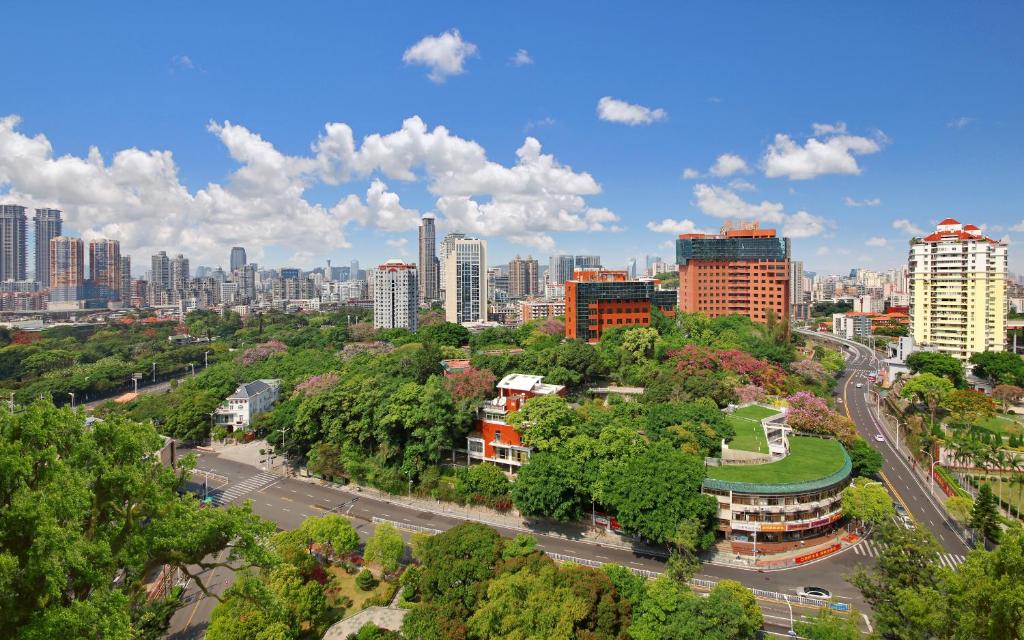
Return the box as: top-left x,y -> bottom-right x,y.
659,240 -> 675,250
815,246 -> 830,256
510,49 -> 533,66
844,196 -> 881,207
947,116 -> 974,129
728,179 -> 756,191
646,218 -> 705,234
761,124 -> 885,180
1009,221 -> 1024,233
402,29 -> 478,83
596,97 -> 667,126
0,113 -> 618,265
709,153 -> 749,177
386,238 -> 408,249
524,116 -> 555,131
692,184 -> 827,238
866,236 -> 888,247
681,168 -> 700,180
892,219 -> 923,235
782,210 -> 827,238
170,54 -> 194,70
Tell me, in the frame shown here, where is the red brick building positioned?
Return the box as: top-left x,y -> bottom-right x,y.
465,373 -> 566,471
564,268 -> 676,343
676,225 -> 791,324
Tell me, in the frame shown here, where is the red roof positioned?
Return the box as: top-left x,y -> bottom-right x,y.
938,218 -> 960,225
963,224 -> 980,230
921,230 -> 997,243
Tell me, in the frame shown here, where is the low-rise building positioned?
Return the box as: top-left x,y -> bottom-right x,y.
214,379 -> 281,431
521,298 -> 565,323
465,373 -> 566,470
832,312 -> 872,339
565,268 -> 676,343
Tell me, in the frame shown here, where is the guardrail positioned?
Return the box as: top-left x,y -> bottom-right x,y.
371,516 -> 443,535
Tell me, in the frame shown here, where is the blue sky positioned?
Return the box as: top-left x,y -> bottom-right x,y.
1,1 -> 1022,275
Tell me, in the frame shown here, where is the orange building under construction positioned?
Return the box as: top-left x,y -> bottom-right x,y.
676,224 -> 791,324
565,268 -> 676,342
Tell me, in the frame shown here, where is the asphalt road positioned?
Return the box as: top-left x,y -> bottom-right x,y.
801,329 -> 970,557
165,450 -> 877,638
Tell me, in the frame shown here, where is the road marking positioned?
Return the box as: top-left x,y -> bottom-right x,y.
280,496 -> 293,502
300,513 -> 309,518
281,508 -> 290,512
879,470 -> 914,520
306,493 -> 314,498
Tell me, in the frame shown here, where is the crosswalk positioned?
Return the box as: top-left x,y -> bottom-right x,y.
851,539 -> 966,569
209,472 -> 279,506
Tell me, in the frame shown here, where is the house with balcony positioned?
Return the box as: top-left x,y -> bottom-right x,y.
214,379 -> 281,431
464,373 -> 566,471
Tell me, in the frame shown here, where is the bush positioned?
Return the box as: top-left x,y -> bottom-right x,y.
356,569 -> 376,591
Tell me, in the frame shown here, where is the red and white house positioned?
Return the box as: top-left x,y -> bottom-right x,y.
465,373 -> 566,471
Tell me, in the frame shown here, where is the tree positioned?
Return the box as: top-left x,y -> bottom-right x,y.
794,609 -> 863,640
417,322 -> 471,348
971,483 -> 1001,543
511,452 -> 589,521
300,514 -> 359,556
416,522 -> 504,611
945,495 -> 974,524
842,477 -> 896,526
629,575 -> 760,640
941,388 -> 996,425
992,384 -> 1024,413
364,522 -> 405,573
621,326 -> 659,360
598,440 -> 717,545
970,351 -> 1024,386
501,534 -> 538,560
206,564 -> 328,640
900,373 -> 954,426
455,463 -> 512,507
785,391 -> 856,441
507,394 -> 581,451
0,401 -> 275,639
945,528 -> 1024,637
847,438 -> 883,478
907,351 -> 966,387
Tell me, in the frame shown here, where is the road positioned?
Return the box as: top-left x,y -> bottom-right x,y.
800,329 -> 971,557
166,451 -> 875,638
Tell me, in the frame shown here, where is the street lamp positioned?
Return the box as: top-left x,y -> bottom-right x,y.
69,392 -> 75,409
151,362 -> 157,383
204,350 -> 211,368
187,363 -> 196,376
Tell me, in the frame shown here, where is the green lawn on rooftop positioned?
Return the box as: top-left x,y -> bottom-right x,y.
726,417 -> 768,454
706,436 -> 847,485
731,405 -> 779,421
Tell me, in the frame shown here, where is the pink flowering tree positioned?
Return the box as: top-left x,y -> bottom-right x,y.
294,372 -> 340,397
668,345 -> 786,392
785,391 -> 856,441
538,318 -> 565,337
791,359 -> 828,384
240,340 -> 288,366
736,384 -> 766,404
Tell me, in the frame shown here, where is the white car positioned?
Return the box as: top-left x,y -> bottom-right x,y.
797,586 -> 832,599
855,383 -> 864,388
874,434 -> 885,443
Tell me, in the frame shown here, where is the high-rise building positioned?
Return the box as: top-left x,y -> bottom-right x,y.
565,268 -> 676,343
119,256 -> 132,304
170,254 -> 189,302
418,216 -> 439,305
676,224 -> 791,324
350,260 -> 360,279
548,254 -> 575,285
230,246 -> 247,273
240,264 -> 257,302
33,208 -> 62,286
88,239 -> 121,300
373,259 -> 418,331
575,255 -> 601,270
444,237 -> 487,324
790,260 -> 805,307
0,204 -> 28,282
151,251 -> 170,298
49,236 -> 85,302
626,258 -> 638,279
508,255 -> 539,299
439,232 -> 466,301
909,219 -> 1007,360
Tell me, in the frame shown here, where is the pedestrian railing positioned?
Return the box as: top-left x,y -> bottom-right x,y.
371,516 -> 443,535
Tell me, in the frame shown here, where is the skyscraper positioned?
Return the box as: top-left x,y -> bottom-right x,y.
373,259 -> 418,331
508,255 -> 539,299
119,255 -> 132,304
33,208 -> 62,286
418,216 -> 439,305
789,260 -> 805,308
150,251 -> 170,304
350,260 -> 360,280
575,255 -> 601,270
439,232 -> 466,301
49,236 -> 85,302
88,239 -> 121,300
230,246 -> 247,272
548,254 -> 575,285
170,254 -> 189,302
626,258 -> 638,279
444,237 -> 487,324
0,204 -> 28,282
909,218 -> 1007,360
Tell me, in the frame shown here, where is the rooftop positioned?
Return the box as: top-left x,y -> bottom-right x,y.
705,436 -> 850,493
496,373 -> 564,395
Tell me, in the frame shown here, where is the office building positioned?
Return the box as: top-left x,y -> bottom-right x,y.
575,255 -> 601,270
508,255 -> 539,299
373,259 -> 418,331
548,254 -> 575,285
33,208 -> 62,286
626,258 -> 638,279
439,232 -> 466,301
230,246 -> 247,273
88,239 -> 121,300
832,312 -> 872,339
49,236 -> 85,302
565,268 -> 676,342
0,204 -> 28,282
150,251 -> 170,303
443,236 -> 487,324
676,224 -> 791,324
789,260 -> 805,310
170,254 -> 189,301
909,218 -> 1007,360
240,264 -> 257,302
418,216 -> 439,305
119,256 -> 132,304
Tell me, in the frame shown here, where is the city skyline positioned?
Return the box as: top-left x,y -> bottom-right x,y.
1,3 -> 1022,275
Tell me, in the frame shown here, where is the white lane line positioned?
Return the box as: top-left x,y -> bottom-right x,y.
300,513 -> 310,518
281,508 -> 290,512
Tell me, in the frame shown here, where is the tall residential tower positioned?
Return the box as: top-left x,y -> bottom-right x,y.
0,204 -> 28,282
33,208 -> 62,286
418,216 -> 439,305
443,236 -> 487,324
373,259 -> 418,331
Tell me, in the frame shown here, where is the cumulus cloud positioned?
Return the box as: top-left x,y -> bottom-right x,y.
866,236 -> 888,247
947,116 -> 974,129
681,168 -> 700,180
1009,221 -> 1024,233
892,219 -> 923,235
844,196 -> 881,207
710,153 -> 749,177
596,97 -> 667,125
728,178 -> 756,191
761,123 -> 885,180
692,184 -> 827,238
170,54 -> 194,70
0,114 -> 618,264
815,246 -> 830,256
510,49 -> 533,66
402,29 -> 478,82
385,238 -> 408,252
646,218 -> 705,234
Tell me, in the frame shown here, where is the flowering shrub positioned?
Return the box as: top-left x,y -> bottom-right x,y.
736,384 -> 766,404
538,318 -> 565,337
669,345 -> 786,391
239,340 -> 287,366
293,372 -> 340,397
792,359 -> 828,384
441,368 -> 497,404
785,391 -> 856,441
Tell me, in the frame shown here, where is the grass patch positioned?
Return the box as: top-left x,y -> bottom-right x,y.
727,417 -> 768,454
732,405 -> 779,421
967,473 -> 1024,519
326,566 -> 394,612
706,437 -> 848,485
977,415 -> 1024,437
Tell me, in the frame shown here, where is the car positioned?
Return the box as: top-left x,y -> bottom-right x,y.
874,433 -> 885,442
901,515 -> 915,529
836,397 -> 844,404
856,383 -> 864,388
894,502 -> 908,517
798,587 -> 832,599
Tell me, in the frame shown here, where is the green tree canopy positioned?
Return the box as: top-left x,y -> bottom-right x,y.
906,351 -> 966,387
900,373 -> 954,425
970,351 -> 1024,386
363,522 -> 405,573
511,451 -> 589,521
842,477 -> 896,526
507,394 -> 581,451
